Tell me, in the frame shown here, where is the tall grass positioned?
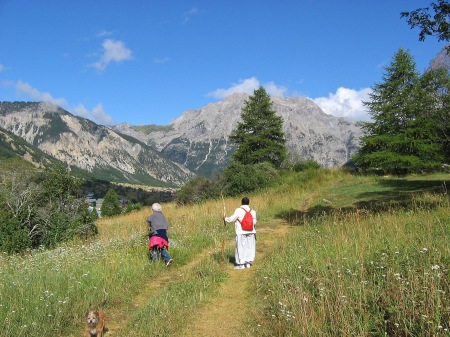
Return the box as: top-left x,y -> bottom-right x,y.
252,191 -> 450,336
1,169 -> 448,336
0,197 -> 232,336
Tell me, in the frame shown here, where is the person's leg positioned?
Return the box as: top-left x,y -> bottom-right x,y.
151,246 -> 160,261
234,235 -> 246,269
244,234 -> 256,267
161,248 -> 172,266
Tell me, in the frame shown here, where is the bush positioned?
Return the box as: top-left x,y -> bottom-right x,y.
123,202 -> 143,214
291,159 -> 321,172
175,176 -> 222,205
101,188 -> 122,216
0,160 -> 98,253
0,210 -> 31,253
222,161 -> 278,196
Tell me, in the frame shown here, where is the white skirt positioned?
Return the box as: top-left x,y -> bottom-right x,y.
235,233 -> 256,265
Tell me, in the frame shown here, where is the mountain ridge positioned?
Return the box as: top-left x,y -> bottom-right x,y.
0,102 -> 195,187
112,93 -> 363,176
0,95 -> 364,185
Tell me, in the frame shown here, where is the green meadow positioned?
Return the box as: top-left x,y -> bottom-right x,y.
0,169 -> 449,336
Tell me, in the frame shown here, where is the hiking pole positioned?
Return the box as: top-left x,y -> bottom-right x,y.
221,190 -> 226,262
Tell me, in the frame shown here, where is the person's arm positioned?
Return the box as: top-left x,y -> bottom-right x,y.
224,209 -> 240,223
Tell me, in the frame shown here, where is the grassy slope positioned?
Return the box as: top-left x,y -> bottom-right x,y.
0,169 -> 449,336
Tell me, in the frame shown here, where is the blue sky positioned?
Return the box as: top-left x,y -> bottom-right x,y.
0,1 -> 444,125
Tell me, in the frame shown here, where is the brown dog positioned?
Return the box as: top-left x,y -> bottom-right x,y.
86,310 -> 108,337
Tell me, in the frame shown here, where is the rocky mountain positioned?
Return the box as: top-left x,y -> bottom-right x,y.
0,125 -> 58,167
0,102 -> 195,187
112,93 -> 364,177
0,95 -> 364,186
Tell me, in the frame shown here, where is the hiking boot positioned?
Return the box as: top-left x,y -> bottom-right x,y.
165,259 -> 173,266
234,265 -> 245,270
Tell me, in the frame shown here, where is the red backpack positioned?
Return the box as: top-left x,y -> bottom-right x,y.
238,207 -> 254,231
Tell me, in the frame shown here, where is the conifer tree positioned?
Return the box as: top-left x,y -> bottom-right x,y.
101,188 -> 122,217
354,49 -> 443,174
230,87 -> 286,168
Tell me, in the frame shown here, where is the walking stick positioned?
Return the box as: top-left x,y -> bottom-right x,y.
221,190 -> 226,262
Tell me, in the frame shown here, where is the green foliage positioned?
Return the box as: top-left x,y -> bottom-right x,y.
101,188 -> 122,217
222,161 -> 278,196
176,160 -> 282,204
122,202 -> 143,214
354,49 -> 445,174
41,163 -> 83,198
420,67 -> 450,163
0,210 -> 30,254
286,159 -> 321,172
230,87 -> 287,168
176,161 -> 281,204
401,0 -> 450,44
175,176 -> 223,205
78,179 -> 175,206
0,160 -> 98,253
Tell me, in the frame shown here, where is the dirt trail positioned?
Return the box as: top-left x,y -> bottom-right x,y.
75,221 -> 290,337
178,222 -> 290,337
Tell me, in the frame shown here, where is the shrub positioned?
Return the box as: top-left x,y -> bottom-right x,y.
101,188 -> 122,216
175,176 -> 222,205
291,159 -> 321,172
0,210 -> 31,253
222,161 -> 278,196
0,160 -> 98,253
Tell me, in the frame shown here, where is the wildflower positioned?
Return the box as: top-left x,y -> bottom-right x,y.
431,265 -> 440,270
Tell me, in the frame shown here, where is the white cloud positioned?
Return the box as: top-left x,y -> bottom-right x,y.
14,81 -> 114,125
74,103 -> 113,125
16,80 -> 67,107
208,77 -> 287,99
93,39 -> 133,71
264,81 -> 288,97
312,87 -> 372,122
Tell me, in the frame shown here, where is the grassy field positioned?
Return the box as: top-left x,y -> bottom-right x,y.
0,169 -> 448,336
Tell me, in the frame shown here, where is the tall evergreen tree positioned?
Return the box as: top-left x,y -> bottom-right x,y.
101,188 -> 122,217
230,87 -> 286,168
421,67 -> 450,162
354,48 -> 442,174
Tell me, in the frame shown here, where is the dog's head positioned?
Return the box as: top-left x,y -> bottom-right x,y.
86,311 -> 99,328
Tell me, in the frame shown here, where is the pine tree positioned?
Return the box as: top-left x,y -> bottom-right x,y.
230,87 -> 286,168
420,67 -> 450,163
354,48 -> 442,174
101,188 -> 122,217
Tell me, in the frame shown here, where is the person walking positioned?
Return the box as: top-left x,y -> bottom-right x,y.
224,197 -> 257,269
146,203 -> 173,266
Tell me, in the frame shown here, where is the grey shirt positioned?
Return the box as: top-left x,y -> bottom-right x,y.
146,211 -> 169,234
